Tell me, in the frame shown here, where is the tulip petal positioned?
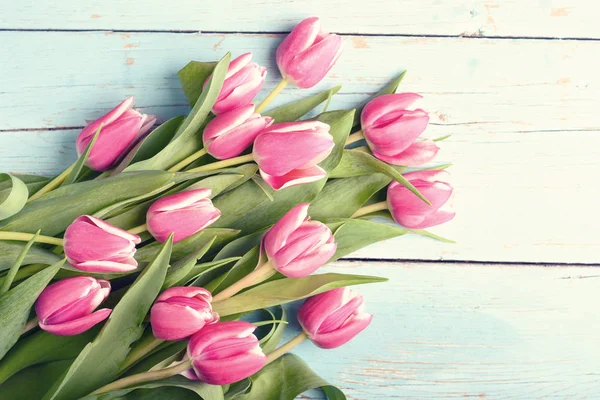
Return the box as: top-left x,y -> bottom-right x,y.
35,277 -> 99,322
188,321 -> 257,358
262,203 -> 309,257
151,302 -> 210,341
76,97 -> 135,150
403,169 -> 450,183
147,207 -> 221,243
206,115 -> 273,160
388,181 -> 453,215
192,347 -> 266,385
44,283 -> 109,325
148,189 -> 213,214
373,139 -> 439,166
361,93 -> 422,129
212,66 -> 266,115
364,110 -> 429,156
298,288 -> 348,335
285,33 -> 343,88
311,313 -> 372,349
157,286 -> 212,303
276,241 -> 336,278
395,209 -> 456,229
276,17 -> 321,70
272,222 -> 332,268
260,165 -> 327,191
78,215 -> 141,243
203,105 -> 256,143
39,308 -> 112,336
73,259 -> 138,273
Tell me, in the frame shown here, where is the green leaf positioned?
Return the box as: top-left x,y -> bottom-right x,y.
0,259 -> 63,359
186,257 -> 240,288
0,360 -> 73,400
316,110 -> 356,173
236,354 -> 345,400
213,273 -> 386,317
126,54 -> 230,172
0,230 -> 39,294
258,306 -> 287,354
187,164 -> 259,196
0,174 -> 48,196
352,71 -> 406,127
329,149 -> 429,205
63,126 -> 100,186
264,85 -> 341,123
309,174 -> 391,220
214,231 -> 265,261
209,246 -> 261,295
0,171 -> 175,236
123,341 -> 186,377
410,229 -> 456,243
0,242 -> 61,273
178,61 -> 217,107
43,238 -> 173,400
162,238 -> 215,289
0,174 -> 28,221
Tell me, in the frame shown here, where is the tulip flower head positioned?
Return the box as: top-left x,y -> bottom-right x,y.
207,53 -> 267,115
76,97 -> 156,171
298,287 -> 372,349
64,215 -> 141,273
184,321 -> 267,385
361,93 -> 437,166
253,121 -> 335,190
35,277 -> 112,336
203,104 -> 273,160
387,170 -> 455,229
150,287 -> 218,341
262,203 -> 336,278
146,189 -> 221,243
276,17 -> 343,88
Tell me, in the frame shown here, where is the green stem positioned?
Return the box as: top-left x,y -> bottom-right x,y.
212,260 -> 275,303
0,263 -> 47,288
255,79 -> 288,114
186,154 -> 255,174
265,332 -> 308,365
21,317 -> 39,335
168,148 -> 208,173
120,337 -> 165,372
27,163 -> 75,202
91,359 -> 194,395
127,224 -> 148,235
0,232 -> 64,247
351,201 -> 388,218
345,130 -> 364,146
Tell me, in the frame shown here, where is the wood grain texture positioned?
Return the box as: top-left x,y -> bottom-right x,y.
2,0 -> 599,38
1,32 -> 599,263
290,261 -> 600,399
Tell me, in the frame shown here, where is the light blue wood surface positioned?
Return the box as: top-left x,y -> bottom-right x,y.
1,1 -> 600,398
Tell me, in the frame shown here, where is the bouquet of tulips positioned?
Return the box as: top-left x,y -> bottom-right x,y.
0,17 -> 454,400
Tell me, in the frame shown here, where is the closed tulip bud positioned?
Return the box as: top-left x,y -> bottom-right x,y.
184,321 -> 266,385
76,97 -> 156,171
146,189 -> 221,243
150,287 -> 218,341
35,277 -> 112,336
253,121 -> 334,190
276,17 -> 343,88
207,53 -> 266,115
262,203 -> 336,278
203,104 -> 273,160
361,93 -> 438,166
298,287 -> 372,349
64,215 -> 141,273
388,170 -> 455,229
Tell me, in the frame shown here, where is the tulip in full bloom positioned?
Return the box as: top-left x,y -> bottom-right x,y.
207,53 -> 266,115
146,189 -> 221,243
253,121 -> 335,190
298,287 -> 372,349
35,277 -> 112,336
361,93 -> 437,166
64,215 -> 141,273
183,321 -> 266,385
276,17 -> 343,88
150,287 -> 218,341
387,170 -> 454,229
76,97 -> 156,171
262,203 -> 336,278
203,104 -> 273,160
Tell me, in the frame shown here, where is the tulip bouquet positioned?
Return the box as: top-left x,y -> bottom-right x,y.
0,17 -> 453,400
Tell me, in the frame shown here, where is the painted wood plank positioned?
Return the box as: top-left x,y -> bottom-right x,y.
2,0 -> 599,39
287,260 -> 600,399
1,32 -> 599,263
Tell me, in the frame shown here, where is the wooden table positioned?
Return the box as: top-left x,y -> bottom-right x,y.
1,1 -> 599,398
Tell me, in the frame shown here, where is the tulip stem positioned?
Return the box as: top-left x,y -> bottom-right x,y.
345,130 -> 364,146
255,79 -> 288,114
27,163 -> 76,202
0,232 -> 64,247
351,201 -> 388,218
212,260 -> 275,303
91,359 -> 194,395
120,337 -> 165,372
127,224 -> 148,235
21,317 -> 39,335
265,331 -> 308,365
186,154 -> 255,174
168,148 -> 208,173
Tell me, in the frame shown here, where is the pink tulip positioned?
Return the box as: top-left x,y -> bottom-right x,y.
276,17 -> 343,88
203,105 -> 273,160
253,121 -> 334,190
35,277 -> 112,336
387,170 -> 455,229
262,203 -> 336,278
150,287 -> 218,341
76,97 -> 156,171
146,189 -> 221,243
184,321 -> 266,385
361,93 -> 437,166
206,53 -> 266,115
298,287 -> 372,349
64,215 -> 141,273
